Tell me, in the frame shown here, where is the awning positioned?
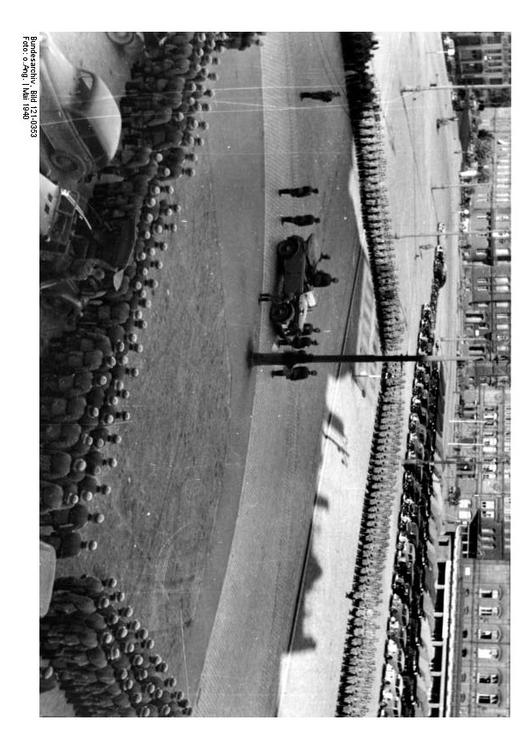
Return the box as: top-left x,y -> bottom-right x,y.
429,484 -> 444,539
426,540 -> 439,571
428,516 -> 440,543
414,680 -> 431,717
423,565 -> 437,602
422,592 -> 436,629
420,618 -> 435,661
417,653 -> 433,694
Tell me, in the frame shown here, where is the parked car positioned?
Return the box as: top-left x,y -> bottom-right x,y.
434,246 -> 447,287
40,33 -> 122,184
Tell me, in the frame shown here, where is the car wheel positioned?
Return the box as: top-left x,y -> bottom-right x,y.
50,151 -> 85,179
277,240 -> 298,260
106,32 -> 137,46
270,301 -> 293,324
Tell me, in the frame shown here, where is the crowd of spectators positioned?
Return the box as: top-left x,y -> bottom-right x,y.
40,30 -> 263,716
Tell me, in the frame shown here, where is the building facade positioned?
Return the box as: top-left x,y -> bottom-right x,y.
449,559 -> 510,716
461,107 -> 511,387
452,385 -> 510,561
450,33 -> 511,106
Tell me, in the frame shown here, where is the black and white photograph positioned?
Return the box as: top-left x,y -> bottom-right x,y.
6,5 -> 521,736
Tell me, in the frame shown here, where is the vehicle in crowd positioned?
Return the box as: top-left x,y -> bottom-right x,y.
40,173 -> 84,251
40,32 -> 122,184
269,234 -> 320,332
106,31 -> 168,51
40,173 -> 137,286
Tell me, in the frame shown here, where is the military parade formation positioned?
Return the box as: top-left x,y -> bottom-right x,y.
40,30 -> 452,718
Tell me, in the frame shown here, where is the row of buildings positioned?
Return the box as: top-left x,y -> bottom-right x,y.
459,106 -> 511,389
424,35 -> 510,717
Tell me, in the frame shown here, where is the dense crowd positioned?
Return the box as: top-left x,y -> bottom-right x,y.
40,575 -> 191,716
40,30 -> 263,716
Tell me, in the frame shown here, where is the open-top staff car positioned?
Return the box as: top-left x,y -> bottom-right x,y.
40,33 -> 122,184
269,233 -> 321,333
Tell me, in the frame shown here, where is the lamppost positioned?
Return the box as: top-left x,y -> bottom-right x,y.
400,83 -> 511,94
250,350 -> 469,368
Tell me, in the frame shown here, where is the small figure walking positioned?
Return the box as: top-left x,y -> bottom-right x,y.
278,186 -> 319,197
277,335 -> 319,349
280,215 -> 321,226
300,90 -> 340,102
271,366 -> 318,381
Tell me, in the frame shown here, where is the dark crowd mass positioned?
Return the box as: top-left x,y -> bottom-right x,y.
40,575 -> 191,716
40,31 -> 263,717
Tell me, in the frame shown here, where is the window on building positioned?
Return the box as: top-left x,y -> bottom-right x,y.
478,647 -> 500,660
481,500 -> 495,510
479,589 -> 500,599
477,693 -> 500,705
479,606 -> 500,617
478,629 -> 501,641
496,301 -> 510,309
478,672 -> 500,684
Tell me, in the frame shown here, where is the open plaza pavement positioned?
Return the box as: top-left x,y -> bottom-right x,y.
40,30 -> 462,717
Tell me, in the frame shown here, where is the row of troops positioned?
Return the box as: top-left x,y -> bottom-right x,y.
40,575 -> 190,716
342,32 -> 406,355
336,362 -> 407,717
